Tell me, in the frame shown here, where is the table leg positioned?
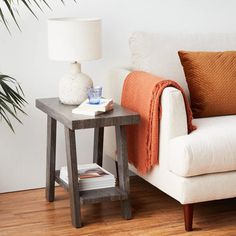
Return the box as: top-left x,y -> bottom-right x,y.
93,127 -> 104,166
46,116 -> 57,202
64,127 -> 82,228
115,125 -> 132,220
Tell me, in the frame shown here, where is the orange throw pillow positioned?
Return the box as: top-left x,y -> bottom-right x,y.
178,51 -> 236,118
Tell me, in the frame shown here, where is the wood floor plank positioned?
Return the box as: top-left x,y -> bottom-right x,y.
1,176 -> 236,235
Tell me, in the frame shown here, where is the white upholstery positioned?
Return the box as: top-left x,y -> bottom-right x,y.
169,115 -> 236,177
129,164 -> 236,204
103,68 -> 192,204
158,87 -> 188,162
103,68 -> 188,165
130,32 -> 236,97
104,67 -> 236,204
104,32 -> 236,205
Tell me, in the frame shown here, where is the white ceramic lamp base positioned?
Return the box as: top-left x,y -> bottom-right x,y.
59,63 -> 93,105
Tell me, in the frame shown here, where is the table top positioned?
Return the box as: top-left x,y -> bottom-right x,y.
36,97 -> 140,130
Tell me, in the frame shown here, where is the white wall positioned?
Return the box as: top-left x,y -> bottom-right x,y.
0,0 -> 236,192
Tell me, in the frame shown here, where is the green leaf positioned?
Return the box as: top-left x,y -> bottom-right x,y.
0,74 -> 26,132
0,0 -> 78,32
0,8 -> 10,33
0,108 -> 15,132
41,0 -> 52,9
2,0 -> 21,30
20,0 -> 38,19
0,0 -> 78,130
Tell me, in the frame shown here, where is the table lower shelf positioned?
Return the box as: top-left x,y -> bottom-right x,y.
55,170 -> 128,204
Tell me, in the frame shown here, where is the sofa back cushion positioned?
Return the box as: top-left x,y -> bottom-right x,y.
179,51 -> 236,118
129,32 -> 236,97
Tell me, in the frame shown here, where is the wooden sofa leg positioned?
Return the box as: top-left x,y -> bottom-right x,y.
183,204 -> 194,231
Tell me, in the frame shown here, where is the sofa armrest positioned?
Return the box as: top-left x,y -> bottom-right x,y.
159,87 -> 188,165
103,68 -> 188,164
160,87 -> 188,140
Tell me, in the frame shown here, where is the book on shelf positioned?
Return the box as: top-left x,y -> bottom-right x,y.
60,163 -> 116,191
72,98 -> 113,116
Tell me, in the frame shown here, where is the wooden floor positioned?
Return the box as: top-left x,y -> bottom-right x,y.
1,177 -> 236,236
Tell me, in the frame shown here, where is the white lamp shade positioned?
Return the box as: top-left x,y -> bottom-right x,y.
48,18 -> 102,62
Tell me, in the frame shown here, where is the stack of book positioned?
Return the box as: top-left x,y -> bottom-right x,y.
72,98 -> 113,116
60,163 -> 116,191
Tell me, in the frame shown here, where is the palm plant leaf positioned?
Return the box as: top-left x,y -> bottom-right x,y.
0,0 -> 77,131
0,0 -> 77,31
0,8 -> 10,32
2,0 -> 21,30
0,74 -> 27,132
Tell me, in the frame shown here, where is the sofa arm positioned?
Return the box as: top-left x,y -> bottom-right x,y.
158,87 -> 188,165
103,68 -> 188,164
160,87 -> 188,140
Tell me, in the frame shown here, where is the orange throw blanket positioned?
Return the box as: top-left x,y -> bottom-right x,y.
121,71 -> 196,174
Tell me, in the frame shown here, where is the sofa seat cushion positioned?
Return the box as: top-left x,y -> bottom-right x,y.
168,115 -> 236,177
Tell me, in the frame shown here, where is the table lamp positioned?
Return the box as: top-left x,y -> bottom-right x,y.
48,17 -> 102,105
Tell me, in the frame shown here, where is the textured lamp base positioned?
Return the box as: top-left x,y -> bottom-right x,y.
59,63 -> 93,105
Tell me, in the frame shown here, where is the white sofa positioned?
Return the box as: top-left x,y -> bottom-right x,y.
104,32 -> 236,231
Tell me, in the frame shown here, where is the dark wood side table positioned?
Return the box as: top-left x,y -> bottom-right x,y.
35,98 -> 140,228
